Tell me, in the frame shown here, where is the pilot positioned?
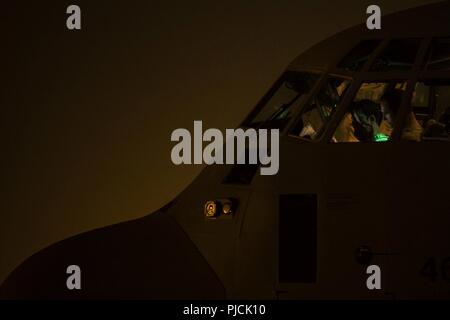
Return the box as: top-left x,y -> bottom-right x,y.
299,103 -> 323,139
298,97 -> 334,139
351,99 -> 384,142
422,118 -> 448,138
379,89 -> 423,141
333,99 -> 382,142
333,112 -> 359,142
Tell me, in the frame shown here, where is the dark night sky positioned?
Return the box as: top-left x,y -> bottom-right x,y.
0,0 -> 439,283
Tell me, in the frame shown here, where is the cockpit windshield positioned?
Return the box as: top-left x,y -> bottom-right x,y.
245,72 -> 319,129
332,81 -> 408,143
290,76 -> 352,140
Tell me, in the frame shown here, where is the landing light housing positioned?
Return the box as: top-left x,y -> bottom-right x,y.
204,198 -> 238,219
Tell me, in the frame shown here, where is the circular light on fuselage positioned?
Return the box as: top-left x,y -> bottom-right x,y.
222,203 -> 232,215
204,201 -> 217,218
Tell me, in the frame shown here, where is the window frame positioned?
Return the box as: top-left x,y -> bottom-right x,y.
318,78 -> 414,143
336,38 -> 384,72
286,73 -> 354,142
257,37 -> 450,144
240,70 -> 322,130
368,38 -> 423,73
403,77 -> 450,142
423,37 -> 450,71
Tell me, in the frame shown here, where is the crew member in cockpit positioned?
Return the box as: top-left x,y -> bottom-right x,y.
351,99 -> 384,142
379,89 -> 423,141
333,99 -> 382,142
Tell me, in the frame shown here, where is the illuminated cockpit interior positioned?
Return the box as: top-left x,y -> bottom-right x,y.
243,37 -> 450,143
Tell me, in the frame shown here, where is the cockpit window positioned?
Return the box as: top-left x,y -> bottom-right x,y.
406,80 -> 450,141
338,39 -> 382,71
332,81 -> 407,143
291,77 -> 351,140
370,38 -> 421,72
425,37 -> 450,70
245,72 -> 319,129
